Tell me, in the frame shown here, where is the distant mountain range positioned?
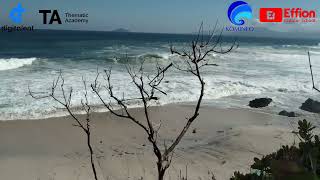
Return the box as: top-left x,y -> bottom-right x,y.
194,27 -> 320,40
38,27 -> 318,40
223,27 -> 319,40
110,28 -> 130,33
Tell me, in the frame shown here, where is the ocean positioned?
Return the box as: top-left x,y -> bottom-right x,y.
0,30 -> 320,120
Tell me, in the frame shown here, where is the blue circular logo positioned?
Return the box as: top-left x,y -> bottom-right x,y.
228,1 -> 253,25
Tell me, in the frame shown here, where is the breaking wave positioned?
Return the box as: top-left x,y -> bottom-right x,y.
0,57 -> 37,71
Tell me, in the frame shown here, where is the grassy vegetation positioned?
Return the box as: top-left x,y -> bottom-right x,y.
230,119 -> 320,180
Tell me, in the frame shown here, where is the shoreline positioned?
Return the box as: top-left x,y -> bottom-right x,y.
0,100 -> 238,121
1,97 -> 309,121
0,104 -> 299,180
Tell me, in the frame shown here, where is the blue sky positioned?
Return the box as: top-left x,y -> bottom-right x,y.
1,0 -> 319,33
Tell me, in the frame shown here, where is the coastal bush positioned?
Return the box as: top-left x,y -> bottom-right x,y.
230,119 -> 320,180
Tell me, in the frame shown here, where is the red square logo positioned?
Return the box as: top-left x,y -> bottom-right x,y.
260,8 -> 283,22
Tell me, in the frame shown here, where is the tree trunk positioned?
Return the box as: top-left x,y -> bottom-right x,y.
158,168 -> 165,180
157,161 -> 166,180
87,131 -> 98,180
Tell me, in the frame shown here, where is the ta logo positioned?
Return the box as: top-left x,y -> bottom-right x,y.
228,1 -> 253,25
9,3 -> 25,23
39,10 -> 62,24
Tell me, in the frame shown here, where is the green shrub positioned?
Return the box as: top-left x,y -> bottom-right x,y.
230,119 -> 320,180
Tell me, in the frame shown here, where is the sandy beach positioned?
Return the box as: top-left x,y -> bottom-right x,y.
0,104 -> 300,180
0,0 -> 319,179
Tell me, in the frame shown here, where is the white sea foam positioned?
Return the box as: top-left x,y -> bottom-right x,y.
137,52 -> 173,60
310,51 -> 320,55
0,57 -> 37,71
1,44 -> 320,120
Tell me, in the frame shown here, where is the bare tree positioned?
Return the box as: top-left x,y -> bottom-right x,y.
307,51 -> 320,175
28,71 -> 99,180
91,23 -> 237,180
308,51 -> 320,93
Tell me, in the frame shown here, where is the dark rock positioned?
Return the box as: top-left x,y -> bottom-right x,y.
279,110 -> 296,117
249,98 -> 272,108
300,98 -> 320,113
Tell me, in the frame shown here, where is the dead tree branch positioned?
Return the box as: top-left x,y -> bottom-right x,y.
308,51 -> 320,93
91,60 -> 174,180
91,23 -> 236,180
29,71 -> 99,180
167,23 -> 237,157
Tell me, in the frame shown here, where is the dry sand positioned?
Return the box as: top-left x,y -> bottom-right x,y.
0,105 -> 300,180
